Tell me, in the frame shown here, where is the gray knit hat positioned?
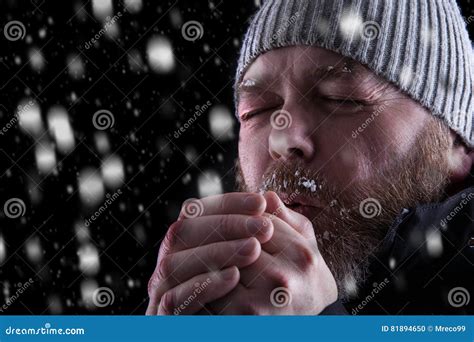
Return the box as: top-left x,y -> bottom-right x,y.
235,0 -> 474,147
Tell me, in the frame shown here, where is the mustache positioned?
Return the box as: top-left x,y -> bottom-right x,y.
259,161 -> 340,206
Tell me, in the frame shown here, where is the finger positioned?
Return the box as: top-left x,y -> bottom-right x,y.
158,266 -> 240,315
253,216 -> 318,275
263,191 -> 316,240
167,214 -> 273,252
154,238 -> 261,292
178,192 -> 266,219
146,235 -> 261,315
207,284 -> 266,315
237,250 -> 281,287
146,270 -> 164,315
146,297 -> 158,315
260,213 -> 302,255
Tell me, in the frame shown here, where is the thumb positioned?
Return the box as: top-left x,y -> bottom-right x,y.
263,191 -> 316,241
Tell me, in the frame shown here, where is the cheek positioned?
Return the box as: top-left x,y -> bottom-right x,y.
354,111 -> 428,168
382,118 -> 424,155
238,128 -> 271,191
319,140 -> 372,187
314,121 -> 374,185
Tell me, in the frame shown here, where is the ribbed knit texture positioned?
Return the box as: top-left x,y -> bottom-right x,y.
235,0 -> 474,147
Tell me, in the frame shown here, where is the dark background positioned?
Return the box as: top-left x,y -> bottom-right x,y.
0,0 -> 472,314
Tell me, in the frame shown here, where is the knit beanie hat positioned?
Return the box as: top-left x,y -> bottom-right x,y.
234,0 -> 474,147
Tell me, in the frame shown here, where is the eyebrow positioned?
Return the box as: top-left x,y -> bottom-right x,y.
310,62 -> 362,81
236,78 -> 272,101
237,61 -> 364,101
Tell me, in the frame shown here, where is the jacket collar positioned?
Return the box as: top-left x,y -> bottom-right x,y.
380,170 -> 474,252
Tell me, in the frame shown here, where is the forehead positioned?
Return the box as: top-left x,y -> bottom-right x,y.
239,46 -> 373,88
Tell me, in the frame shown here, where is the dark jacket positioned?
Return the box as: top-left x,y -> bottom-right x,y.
323,179 -> 474,315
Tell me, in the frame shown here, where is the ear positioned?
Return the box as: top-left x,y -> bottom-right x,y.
447,133 -> 474,184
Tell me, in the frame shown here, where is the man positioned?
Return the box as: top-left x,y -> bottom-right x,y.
147,0 -> 474,315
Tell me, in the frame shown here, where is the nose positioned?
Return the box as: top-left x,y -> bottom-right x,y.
268,110 -> 315,161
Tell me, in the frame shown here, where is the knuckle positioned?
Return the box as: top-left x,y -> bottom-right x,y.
147,272 -> 159,297
219,195 -> 229,212
220,217 -> 233,237
302,220 -> 314,234
157,255 -> 173,280
215,215 -> 234,241
205,244 -> 220,269
159,291 -> 175,315
293,243 -> 317,271
269,270 -> 291,289
161,223 -> 179,254
218,214 -> 231,231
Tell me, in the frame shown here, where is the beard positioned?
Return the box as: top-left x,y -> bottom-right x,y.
236,118 -> 453,301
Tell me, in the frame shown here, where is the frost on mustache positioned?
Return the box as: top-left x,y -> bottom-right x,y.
258,167 -> 353,221
297,177 -> 318,192
259,168 -> 324,194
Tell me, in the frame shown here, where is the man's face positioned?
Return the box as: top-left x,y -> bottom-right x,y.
235,46 -> 453,299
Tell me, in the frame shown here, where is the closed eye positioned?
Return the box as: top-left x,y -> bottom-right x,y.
325,97 -> 367,106
241,106 -> 279,120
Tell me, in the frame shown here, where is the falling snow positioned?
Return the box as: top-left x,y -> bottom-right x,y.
0,0 -> 247,314
5,0 -> 466,316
